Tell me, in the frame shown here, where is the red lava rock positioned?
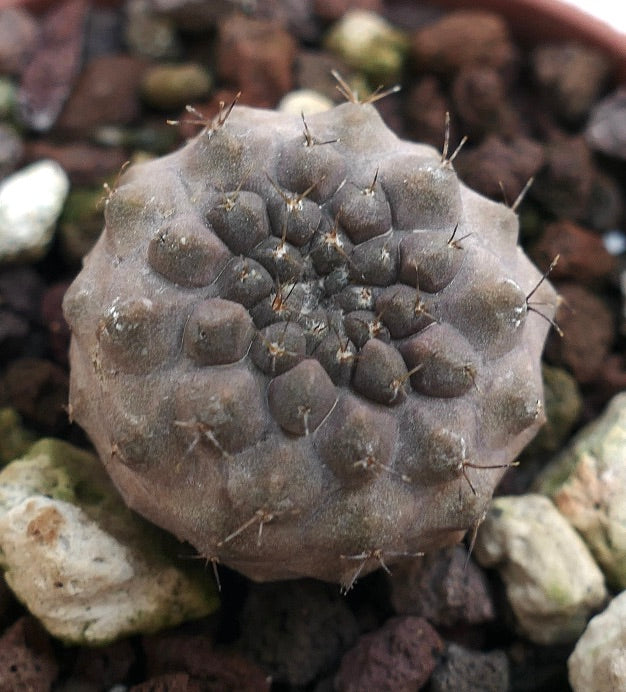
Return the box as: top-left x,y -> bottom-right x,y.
451,65 -> 520,140
138,0 -> 234,31
0,7 -> 38,76
531,134 -> 596,221
55,54 -> 149,137
531,43 -> 612,124
455,135 -> 544,203
238,580 -> 359,686
9,0 -> 123,10
530,220 -> 616,285
430,643 -> 509,692
0,266 -> 44,320
3,357 -> 69,432
0,311 -> 29,364
41,281 -> 72,366
0,266 -> 45,362
143,632 -> 270,692
370,89 -> 405,137
587,172 -> 624,231
23,140 -> 127,185
83,4 -> 124,59
585,87 -> 626,160
216,14 -> 297,108
17,0 -> 88,131
0,616 -> 58,691
410,10 -> 517,76
295,49 -> 352,102
545,283 -> 614,385
131,672 -> 200,692
389,546 -> 495,628
65,639 -> 135,690
313,0 -> 382,22
404,76 -> 451,149
334,616 -> 444,692
594,353 -> 626,405
249,0 -> 319,42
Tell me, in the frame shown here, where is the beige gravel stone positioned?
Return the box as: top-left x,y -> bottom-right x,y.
475,493 -> 607,644
0,439 -> 217,644
568,589 -> 626,692
535,392 -> 626,589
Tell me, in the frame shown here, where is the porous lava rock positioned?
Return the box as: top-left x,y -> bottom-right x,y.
0,617 -> 58,691
430,643 -> 509,692
334,615 -> 444,691
142,630 -> 270,692
389,545 -> 495,627
63,98 -> 557,585
238,579 -> 359,685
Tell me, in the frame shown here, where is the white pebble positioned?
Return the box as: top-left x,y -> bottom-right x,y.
0,159 -> 69,263
278,89 -> 334,116
602,228 -> 626,255
568,590 -> 626,692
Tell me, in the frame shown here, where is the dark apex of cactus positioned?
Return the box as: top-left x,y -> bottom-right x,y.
63,94 -> 557,588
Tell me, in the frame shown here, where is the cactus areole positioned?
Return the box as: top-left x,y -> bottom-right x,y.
63,100 -> 556,587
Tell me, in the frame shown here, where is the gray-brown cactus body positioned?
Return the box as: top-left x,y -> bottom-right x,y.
63,102 -> 556,586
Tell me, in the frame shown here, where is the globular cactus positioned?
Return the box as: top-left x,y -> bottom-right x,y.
63,95 -> 557,588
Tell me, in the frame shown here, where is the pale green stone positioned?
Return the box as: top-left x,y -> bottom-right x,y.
524,364 -> 583,456
568,590 -> 626,692
0,439 -> 218,644
534,392 -> 626,589
324,10 -> 409,85
0,408 -> 35,466
475,494 -> 607,644
141,63 -> 212,110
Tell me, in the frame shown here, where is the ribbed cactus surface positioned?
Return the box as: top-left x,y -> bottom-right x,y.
63,101 -> 556,586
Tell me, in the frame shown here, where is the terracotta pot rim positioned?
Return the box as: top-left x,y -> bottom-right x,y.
430,0 -> 626,80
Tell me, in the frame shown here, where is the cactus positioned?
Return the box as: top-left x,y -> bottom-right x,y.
63,95 -> 557,588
